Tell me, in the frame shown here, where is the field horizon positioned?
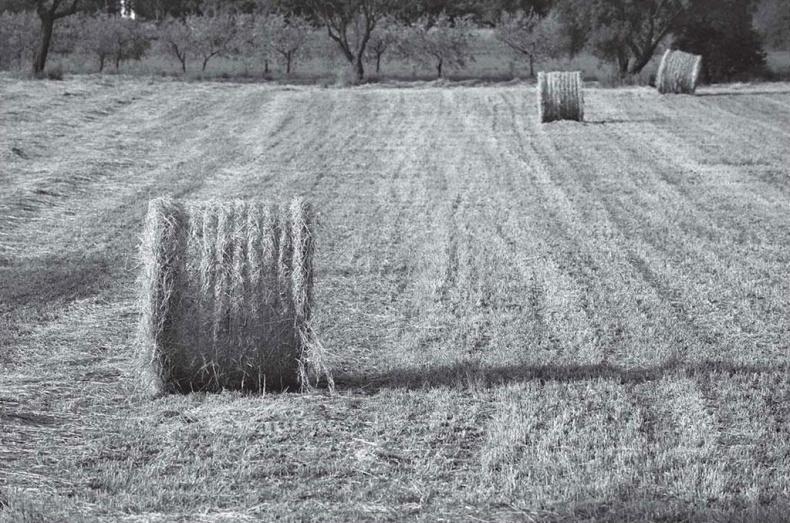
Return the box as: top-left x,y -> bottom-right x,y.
1,74 -> 789,522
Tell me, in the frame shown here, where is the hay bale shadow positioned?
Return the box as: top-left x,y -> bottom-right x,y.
332,359 -> 788,393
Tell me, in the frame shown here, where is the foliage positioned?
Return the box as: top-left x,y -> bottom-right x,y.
290,0 -> 398,82
363,14 -> 400,73
158,16 -> 192,71
265,13 -> 311,74
673,0 -> 767,82
754,0 -> 790,50
78,14 -> 149,71
400,11 -> 474,78
392,0 -> 554,25
495,9 -> 565,77
31,0 -> 84,73
0,10 -> 38,68
188,10 -> 238,71
555,0 -> 689,76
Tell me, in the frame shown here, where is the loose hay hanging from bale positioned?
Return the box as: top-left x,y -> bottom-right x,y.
537,71 -> 584,123
136,197 -> 333,396
656,49 -> 702,94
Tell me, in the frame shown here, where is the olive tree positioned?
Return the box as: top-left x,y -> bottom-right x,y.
80,13 -> 149,71
495,9 -> 565,77
400,12 -> 475,79
0,11 -> 38,69
266,13 -> 311,74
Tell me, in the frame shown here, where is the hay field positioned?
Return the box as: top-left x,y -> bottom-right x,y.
1,75 -> 789,522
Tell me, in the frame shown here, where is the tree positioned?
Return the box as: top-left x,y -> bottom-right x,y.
364,13 -> 399,73
673,0 -> 766,82
495,8 -> 564,77
0,11 -> 38,69
555,0 -> 689,76
79,13 -> 114,70
754,0 -> 790,51
188,9 -> 237,71
394,0 -> 553,26
32,0 -> 82,73
159,16 -> 192,72
80,14 -> 148,71
401,12 -> 474,78
125,0 -> 199,20
294,0 -> 397,82
266,13 -> 310,74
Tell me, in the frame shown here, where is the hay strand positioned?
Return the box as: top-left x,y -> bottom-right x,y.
136,197 -> 332,396
656,49 -> 703,94
537,71 -> 584,123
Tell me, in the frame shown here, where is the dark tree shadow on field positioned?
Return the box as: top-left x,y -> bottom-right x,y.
330,358 -> 789,393
695,90 -> 790,97
584,117 -> 671,125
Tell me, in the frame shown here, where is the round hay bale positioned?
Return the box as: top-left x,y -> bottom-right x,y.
136,197 -> 332,395
537,71 -> 584,123
656,49 -> 702,94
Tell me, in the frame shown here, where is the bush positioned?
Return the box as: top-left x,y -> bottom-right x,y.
46,65 -> 64,80
0,11 -> 38,70
673,0 -> 767,82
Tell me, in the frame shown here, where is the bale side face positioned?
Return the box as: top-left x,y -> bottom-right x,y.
137,197 -> 323,394
657,49 -> 703,94
537,71 -> 584,123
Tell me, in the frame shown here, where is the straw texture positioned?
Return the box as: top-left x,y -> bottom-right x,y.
537,71 -> 585,123
136,197 -> 332,395
656,49 -> 703,94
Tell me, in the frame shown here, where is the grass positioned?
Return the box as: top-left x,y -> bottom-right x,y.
1,74 -> 790,521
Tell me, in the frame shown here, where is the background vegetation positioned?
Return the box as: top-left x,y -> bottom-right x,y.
1,0 -> 788,83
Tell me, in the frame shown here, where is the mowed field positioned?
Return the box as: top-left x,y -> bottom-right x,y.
1,75 -> 789,522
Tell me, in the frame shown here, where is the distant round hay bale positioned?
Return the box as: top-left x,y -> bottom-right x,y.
136,197 -> 332,395
656,49 -> 702,94
537,71 -> 584,123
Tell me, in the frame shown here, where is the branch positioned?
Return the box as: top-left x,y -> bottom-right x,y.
53,0 -> 80,20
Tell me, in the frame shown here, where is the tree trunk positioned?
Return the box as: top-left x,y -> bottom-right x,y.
286,53 -> 292,74
353,56 -> 364,82
99,56 -> 105,72
115,55 -> 121,70
180,56 -> 186,73
437,59 -> 443,78
202,56 -> 209,72
264,59 -> 269,74
376,53 -> 381,74
617,52 -> 629,77
529,55 -> 534,78
628,48 -> 656,75
33,16 -> 54,74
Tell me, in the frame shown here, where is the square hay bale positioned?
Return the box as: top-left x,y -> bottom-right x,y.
656,49 -> 703,94
136,197 -> 332,395
537,71 -> 585,123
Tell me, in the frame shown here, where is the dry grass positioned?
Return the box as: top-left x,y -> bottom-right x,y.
137,197 -> 331,395
537,71 -> 584,122
656,49 -> 703,94
1,74 -> 790,521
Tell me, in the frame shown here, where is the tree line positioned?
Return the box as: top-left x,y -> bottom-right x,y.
1,0 -> 787,82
